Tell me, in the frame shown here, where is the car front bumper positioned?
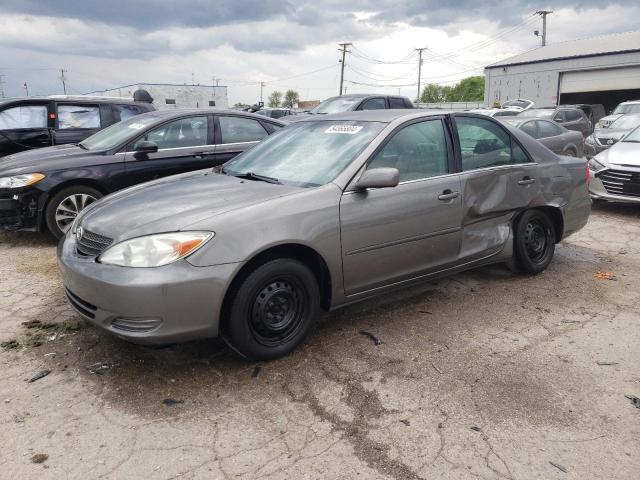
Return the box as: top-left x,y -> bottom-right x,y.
0,189 -> 42,231
584,142 -> 608,159
57,235 -> 241,345
589,171 -> 640,204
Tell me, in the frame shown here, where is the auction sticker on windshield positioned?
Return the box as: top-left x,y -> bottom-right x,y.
325,125 -> 363,134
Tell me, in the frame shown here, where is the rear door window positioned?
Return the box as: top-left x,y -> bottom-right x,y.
553,110 -> 567,123
520,121 -> 538,138
219,116 -> 268,144
566,110 -> 582,121
360,98 -> 386,110
57,104 -> 100,129
0,105 -> 48,130
133,116 -> 208,150
537,121 -> 563,138
113,104 -> 142,122
389,97 -> 406,109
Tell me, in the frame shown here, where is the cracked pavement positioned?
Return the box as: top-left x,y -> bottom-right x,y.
0,203 -> 639,479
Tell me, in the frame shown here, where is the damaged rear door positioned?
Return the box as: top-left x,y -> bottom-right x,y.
452,114 -> 540,262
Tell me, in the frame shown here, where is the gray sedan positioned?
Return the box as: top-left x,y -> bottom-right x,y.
589,124 -> 640,203
500,118 -> 584,157
585,113 -> 640,158
58,110 -> 591,360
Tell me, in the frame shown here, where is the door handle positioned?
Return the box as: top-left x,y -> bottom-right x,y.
194,151 -> 215,159
518,177 -> 536,186
438,189 -> 460,201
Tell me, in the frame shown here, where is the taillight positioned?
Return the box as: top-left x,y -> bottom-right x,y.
586,162 -> 591,182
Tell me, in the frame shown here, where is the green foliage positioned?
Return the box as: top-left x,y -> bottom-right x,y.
420,76 -> 485,103
267,91 -> 283,108
282,89 -> 300,108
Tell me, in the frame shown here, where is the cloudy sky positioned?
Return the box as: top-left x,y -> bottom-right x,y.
0,1 -> 638,104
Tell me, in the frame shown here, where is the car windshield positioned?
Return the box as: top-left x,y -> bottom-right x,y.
309,98 -> 359,114
79,114 -> 160,151
613,104 -> 640,115
610,115 -> 640,129
622,125 -> 640,143
520,109 -> 553,118
223,120 -> 385,187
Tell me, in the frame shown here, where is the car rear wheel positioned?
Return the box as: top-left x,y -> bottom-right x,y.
512,209 -> 556,275
563,148 -> 576,157
223,258 -> 320,361
45,186 -> 102,240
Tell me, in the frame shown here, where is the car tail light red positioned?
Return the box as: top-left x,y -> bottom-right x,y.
586,162 -> 591,182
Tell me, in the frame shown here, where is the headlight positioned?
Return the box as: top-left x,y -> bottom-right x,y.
98,232 -> 213,267
0,173 -> 45,189
588,158 -> 606,172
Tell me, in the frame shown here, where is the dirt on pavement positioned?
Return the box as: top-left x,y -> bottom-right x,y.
0,203 -> 639,479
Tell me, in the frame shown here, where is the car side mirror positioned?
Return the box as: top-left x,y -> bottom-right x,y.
133,140 -> 158,158
354,168 -> 400,190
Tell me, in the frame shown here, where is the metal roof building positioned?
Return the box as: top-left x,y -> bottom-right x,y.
484,31 -> 640,111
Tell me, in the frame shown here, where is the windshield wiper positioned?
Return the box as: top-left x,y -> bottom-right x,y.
230,171 -> 281,184
77,143 -> 88,150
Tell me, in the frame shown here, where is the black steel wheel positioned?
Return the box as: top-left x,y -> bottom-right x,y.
224,258 -> 320,360
512,209 -> 556,274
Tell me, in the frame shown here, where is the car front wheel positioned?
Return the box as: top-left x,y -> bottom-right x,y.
512,209 -> 556,274
223,258 -> 320,360
45,186 -> 102,240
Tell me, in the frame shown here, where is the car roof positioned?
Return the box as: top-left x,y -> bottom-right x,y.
137,108 -> 287,124
293,109 -> 451,123
0,96 -> 145,106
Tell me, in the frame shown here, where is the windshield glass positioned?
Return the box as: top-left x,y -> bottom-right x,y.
613,104 -> 640,115
610,115 -> 640,130
519,109 -> 553,118
622,125 -> 640,143
223,121 -> 385,187
79,114 -> 160,151
309,97 -> 359,114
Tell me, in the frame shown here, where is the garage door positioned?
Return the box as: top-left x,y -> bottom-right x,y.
560,66 -> 640,94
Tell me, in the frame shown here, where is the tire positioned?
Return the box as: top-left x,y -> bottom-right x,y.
223,258 -> 320,361
512,209 -> 556,275
45,186 -> 103,240
563,149 -> 576,157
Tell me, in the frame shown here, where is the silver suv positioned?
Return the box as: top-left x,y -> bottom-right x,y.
596,100 -> 640,129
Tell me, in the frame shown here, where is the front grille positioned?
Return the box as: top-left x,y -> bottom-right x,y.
65,288 -> 97,319
596,137 -> 618,146
598,169 -> 640,198
77,229 -> 113,257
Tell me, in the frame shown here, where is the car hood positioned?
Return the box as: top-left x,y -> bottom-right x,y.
594,128 -> 629,141
596,141 -> 640,167
598,114 -> 623,126
0,144 -> 98,175
79,170 -> 303,241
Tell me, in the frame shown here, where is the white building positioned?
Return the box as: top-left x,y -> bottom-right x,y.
89,83 -> 229,110
484,31 -> 640,112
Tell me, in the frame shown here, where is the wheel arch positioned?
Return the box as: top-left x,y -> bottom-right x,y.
516,206 -> 564,243
39,180 -> 110,229
219,243 -> 333,332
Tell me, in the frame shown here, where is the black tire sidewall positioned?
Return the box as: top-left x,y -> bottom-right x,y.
513,210 -> 556,275
225,258 -> 320,361
45,186 -> 103,240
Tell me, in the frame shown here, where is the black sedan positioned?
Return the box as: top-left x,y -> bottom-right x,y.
0,109 -> 285,238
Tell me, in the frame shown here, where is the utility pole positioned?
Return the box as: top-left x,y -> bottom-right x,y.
338,42 -> 352,96
535,10 -> 552,46
415,47 -> 427,105
260,82 -> 265,104
23,82 -> 29,97
0,75 -> 5,98
60,68 -> 67,94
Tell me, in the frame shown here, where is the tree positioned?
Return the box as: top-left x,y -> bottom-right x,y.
282,89 -> 300,108
419,76 -> 485,103
267,91 -> 283,108
420,84 -> 444,103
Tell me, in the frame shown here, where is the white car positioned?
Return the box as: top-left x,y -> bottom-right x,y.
596,100 -> 640,129
469,108 -> 520,118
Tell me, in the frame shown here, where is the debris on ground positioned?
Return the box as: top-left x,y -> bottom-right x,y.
470,426 -> 482,432
1,339 -> 20,350
431,363 -> 443,374
400,419 -> 410,426
162,398 -> 184,407
561,319 -> 581,324
44,352 -> 56,358
549,461 -> 567,473
419,310 -> 433,315
359,331 -> 383,346
30,454 -> 48,464
22,320 -> 57,330
624,395 -> 640,409
251,365 -> 262,379
594,271 -> 616,281
14,415 -> 25,423
28,369 -> 51,383
87,362 -> 112,375
596,361 -> 618,366
62,320 -> 81,332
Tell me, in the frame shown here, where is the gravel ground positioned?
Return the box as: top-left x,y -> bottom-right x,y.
0,203 -> 639,479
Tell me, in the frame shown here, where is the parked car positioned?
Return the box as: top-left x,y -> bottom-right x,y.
255,108 -> 296,119
518,107 -> 592,137
294,94 -> 414,117
499,117 -> 584,157
0,94 -> 155,157
500,99 -> 535,111
596,100 -> 640,129
589,124 -> 640,203
0,109 -> 284,238
585,113 -> 640,158
470,108 -> 520,118
560,104 -> 606,128
58,110 -> 591,360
